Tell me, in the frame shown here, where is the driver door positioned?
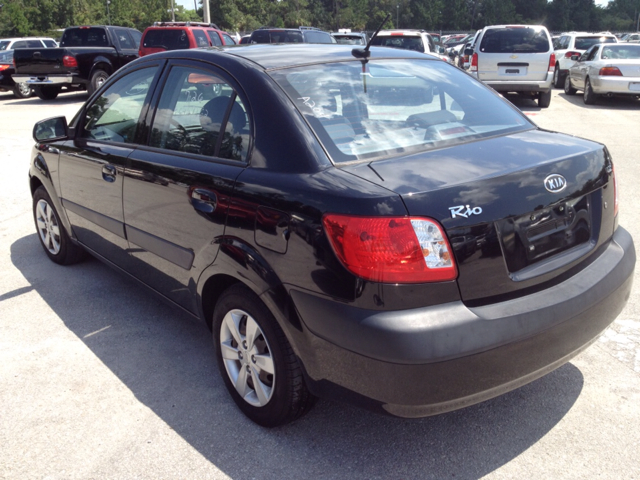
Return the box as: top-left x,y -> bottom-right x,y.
59,64 -> 161,267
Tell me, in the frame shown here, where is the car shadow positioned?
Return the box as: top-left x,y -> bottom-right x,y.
557,90 -> 640,109
10,233 -> 585,479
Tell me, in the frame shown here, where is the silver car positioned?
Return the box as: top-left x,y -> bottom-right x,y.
565,43 -> 640,104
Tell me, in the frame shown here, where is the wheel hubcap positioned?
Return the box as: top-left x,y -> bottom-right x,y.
36,199 -> 61,255
220,309 -> 275,407
17,83 -> 31,96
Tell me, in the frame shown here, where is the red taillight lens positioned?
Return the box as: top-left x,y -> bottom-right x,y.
0,64 -> 10,71
322,215 -> 457,283
470,52 -> 478,72
599,66 -> 622,76
62,55 -> 78,68
564,51 -> 580,59
549,53 -> 556,72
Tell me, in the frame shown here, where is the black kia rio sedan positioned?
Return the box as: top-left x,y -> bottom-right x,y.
29,43 -> 635,427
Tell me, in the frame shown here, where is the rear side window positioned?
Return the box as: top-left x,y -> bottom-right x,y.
271,59 -> 531,163
143,29 -> 190,50
61,28 -> 109,47
480,27 -> 550,53
574,36 -> 617,50
371,36 -> 424,52
43,39 -> 57,47
114,29 -> 135,49
222,33 -> 236,45
12,41 -> 27,48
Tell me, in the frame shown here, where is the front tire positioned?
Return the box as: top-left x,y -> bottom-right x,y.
538,90 -> 552,108
33,186 -> 84,265
212,284 -> 315,427
34,86 -> 61,100
13,82 -> 33,98
88,69 -> 109,96
583,78 -> 597,105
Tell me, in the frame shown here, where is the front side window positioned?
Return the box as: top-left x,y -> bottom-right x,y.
207,30 -> 222,46
270,59 -> 531,163
222,34 -> 236,45
586,46 -> 599,61
149,66 -> 249,162
81,66 -> 158,143
114,29 -> 135,49
480,27 -> 550,53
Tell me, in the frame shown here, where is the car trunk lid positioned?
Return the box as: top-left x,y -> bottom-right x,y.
341,129 -> 615,303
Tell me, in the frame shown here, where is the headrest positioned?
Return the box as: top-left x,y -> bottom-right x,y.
200,96 -> 246,132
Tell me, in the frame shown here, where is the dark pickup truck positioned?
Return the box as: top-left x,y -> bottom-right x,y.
12,25 -> 141,100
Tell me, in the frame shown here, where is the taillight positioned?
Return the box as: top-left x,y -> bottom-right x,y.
62,55 -> 78,68
613,164 -> 619,217
548,53 -> 556,72
470,53 -> 478,72
0,64 -> 10,71
564,51 -> 580,59
322,214 -> 457,283
599,66 -> 622,76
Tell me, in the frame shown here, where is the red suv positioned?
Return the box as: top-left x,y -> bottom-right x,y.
139,21 -> 236,57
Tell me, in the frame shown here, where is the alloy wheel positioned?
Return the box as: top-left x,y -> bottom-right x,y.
36,199 -> 61,255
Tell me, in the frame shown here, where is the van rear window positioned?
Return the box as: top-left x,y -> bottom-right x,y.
480,27 -> 550,54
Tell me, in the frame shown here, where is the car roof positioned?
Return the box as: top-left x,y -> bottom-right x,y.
146,43 -> 439,71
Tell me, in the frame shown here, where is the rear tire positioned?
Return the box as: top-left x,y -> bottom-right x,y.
212,284 -> 316,427
34,86 -> 61,100
564,76 -> 576,95
88,69 -> 109,96
538,90 -> 552,108
583,78 -> 597,105
33,186 -> 84,265
13,82 -> 33,98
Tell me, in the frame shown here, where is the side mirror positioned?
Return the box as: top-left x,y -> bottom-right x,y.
33,116 -> 68,142
571,54 -> 580,61
464,47 -> 474,56
448,49 -> 457,58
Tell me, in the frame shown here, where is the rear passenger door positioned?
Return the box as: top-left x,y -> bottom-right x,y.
123,60 -> 250,312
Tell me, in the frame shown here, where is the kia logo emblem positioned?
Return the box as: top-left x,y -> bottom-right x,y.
544,174 -> 567,193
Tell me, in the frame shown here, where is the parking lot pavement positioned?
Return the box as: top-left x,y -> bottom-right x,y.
1,89 -> 639,479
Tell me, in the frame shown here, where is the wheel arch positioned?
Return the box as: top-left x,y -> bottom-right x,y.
90,59 -> 114,77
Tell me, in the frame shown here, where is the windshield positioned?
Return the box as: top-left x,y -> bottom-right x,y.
270,59 -> 531,163
480,27 -> 550,53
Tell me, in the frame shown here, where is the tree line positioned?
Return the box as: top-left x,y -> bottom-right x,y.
1,0 -> 639,39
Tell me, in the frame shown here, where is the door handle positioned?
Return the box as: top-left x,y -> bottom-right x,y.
102,165 -> 117,183
190,188 -> 217,214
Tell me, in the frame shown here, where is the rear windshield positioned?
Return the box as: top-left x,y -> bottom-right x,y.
251,30 -> 304,43
61,27 -> 109,47
270,59 -> 531,163
333,35 -> 365,45
371,35 -> 424,52
575,36 -> 617,50
480,27 -> 550,53
143,29 -> 190,50
601,44 -> 640,59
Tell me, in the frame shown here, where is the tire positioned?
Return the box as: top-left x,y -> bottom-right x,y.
583,77 -> 597,105
34,86 -> 60,100
538,90 -> 552,108
33,186 -> 84,265
88,69 -> 109,96
553,65 -> 564,89
564,75 -> 576,95
13,82 -> 33,98
212,284 -> 316,427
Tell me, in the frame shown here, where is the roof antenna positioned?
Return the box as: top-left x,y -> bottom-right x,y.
352,12 -> 391,59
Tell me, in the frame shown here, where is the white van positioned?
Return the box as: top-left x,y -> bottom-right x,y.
468,25 -> 555,108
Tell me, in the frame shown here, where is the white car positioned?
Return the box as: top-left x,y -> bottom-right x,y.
370,30 -> 453,64
564,43 -> 640,104
0,37 -> 58,50
553,31 -> 617,88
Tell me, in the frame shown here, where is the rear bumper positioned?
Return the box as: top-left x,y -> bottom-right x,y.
11,74 -> 83,86
592,76 -> 640,95
292,227 -> 634,417
475,72 -> 554,93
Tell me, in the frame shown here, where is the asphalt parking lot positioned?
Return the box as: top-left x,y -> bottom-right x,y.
1,88 -> 639,479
